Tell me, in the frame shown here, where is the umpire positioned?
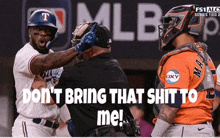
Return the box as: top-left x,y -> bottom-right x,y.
50,22 -> 139,136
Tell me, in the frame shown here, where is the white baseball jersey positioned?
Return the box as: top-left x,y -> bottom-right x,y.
216,64 -> 220,85
13,43 -> 63,119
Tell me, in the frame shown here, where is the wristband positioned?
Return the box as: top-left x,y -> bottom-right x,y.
151,118 -> 171,137
168,92 -> 182,108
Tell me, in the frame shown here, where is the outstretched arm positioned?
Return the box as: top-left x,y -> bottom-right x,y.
31,47 -> 78,75
30,24 -> 98,75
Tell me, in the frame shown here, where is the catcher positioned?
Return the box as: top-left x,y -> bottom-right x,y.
152,4 -> 217,137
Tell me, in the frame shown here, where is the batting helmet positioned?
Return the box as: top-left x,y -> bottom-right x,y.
158,4 -> 205,51
28,9 -> 58,37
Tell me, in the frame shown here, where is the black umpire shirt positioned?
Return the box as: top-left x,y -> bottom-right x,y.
51,53 -> 132,136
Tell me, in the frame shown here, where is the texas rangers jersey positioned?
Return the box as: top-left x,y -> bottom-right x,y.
13,43 -> 63,119
158,42 -> 216,124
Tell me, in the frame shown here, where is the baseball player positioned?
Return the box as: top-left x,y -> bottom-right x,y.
12,9 -> 97,137
151,4 -> 217,137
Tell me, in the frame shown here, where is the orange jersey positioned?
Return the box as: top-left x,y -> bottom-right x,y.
158,43 -> 216,124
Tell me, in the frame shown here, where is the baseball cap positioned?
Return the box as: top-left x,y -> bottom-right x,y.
94,24 -> 112,48
72,22 -> 112,48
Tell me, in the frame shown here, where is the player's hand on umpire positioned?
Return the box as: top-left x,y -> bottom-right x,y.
75,24 -> 98,53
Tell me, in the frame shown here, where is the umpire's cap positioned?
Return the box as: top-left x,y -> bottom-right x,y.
72,22 -> 112,48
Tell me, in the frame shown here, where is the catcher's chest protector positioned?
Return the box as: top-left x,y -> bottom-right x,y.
154,42 -> 215,116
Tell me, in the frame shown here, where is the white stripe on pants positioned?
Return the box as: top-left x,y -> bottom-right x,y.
12,115 -> 56,137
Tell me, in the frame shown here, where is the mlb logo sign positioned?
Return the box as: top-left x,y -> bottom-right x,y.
22,0 -> 72,51
27,8 -> 66,34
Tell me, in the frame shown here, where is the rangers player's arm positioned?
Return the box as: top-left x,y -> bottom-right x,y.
31,47 -> 78,75
30,24 -> 98,75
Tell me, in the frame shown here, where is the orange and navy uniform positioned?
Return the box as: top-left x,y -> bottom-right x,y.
157,42 -> 216,125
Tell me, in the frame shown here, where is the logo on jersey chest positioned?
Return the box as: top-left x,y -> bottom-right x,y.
166,69 -> 180,84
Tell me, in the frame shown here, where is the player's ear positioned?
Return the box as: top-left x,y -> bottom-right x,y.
28,27 -> 32,37
28,27 -> 33,37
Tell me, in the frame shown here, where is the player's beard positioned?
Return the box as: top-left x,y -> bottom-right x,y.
32,40 -> 49,54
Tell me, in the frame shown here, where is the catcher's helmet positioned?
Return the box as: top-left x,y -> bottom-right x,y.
72,22 -> 112,48
158,4 -> 205,51
28,9 -> 58,38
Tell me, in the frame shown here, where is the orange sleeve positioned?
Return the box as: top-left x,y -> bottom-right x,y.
161,55 -> 190,89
